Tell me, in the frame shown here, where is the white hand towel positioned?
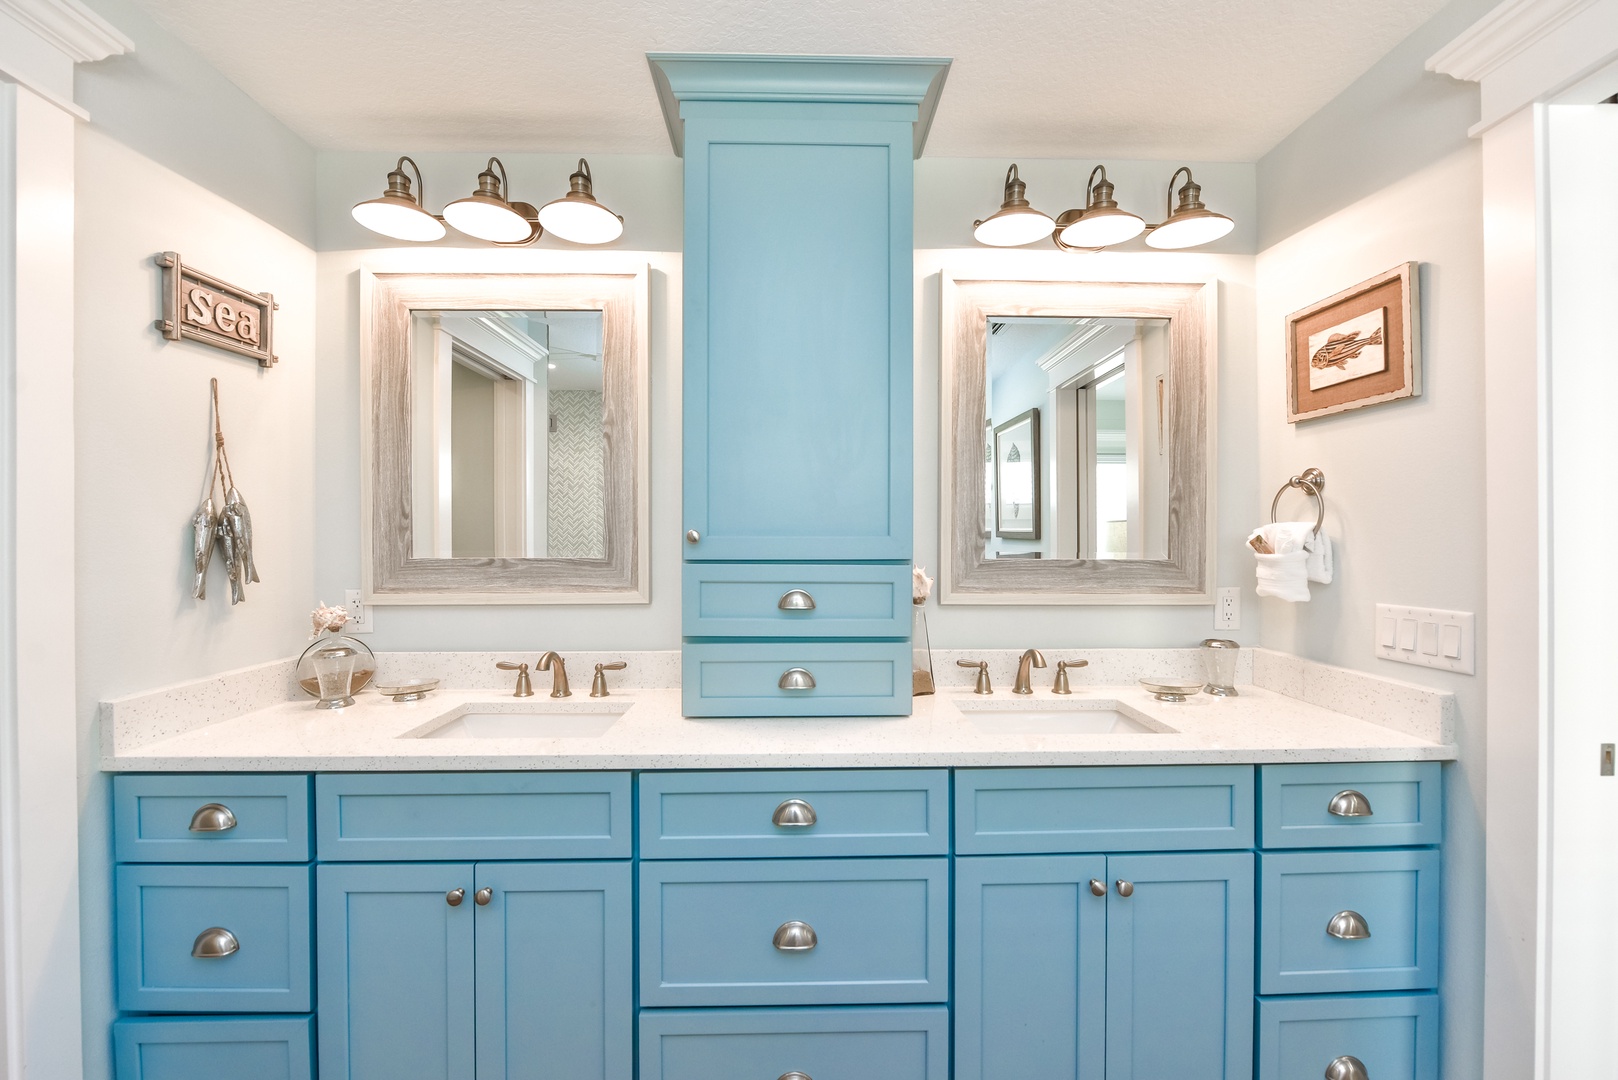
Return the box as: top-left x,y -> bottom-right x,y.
1305,529 -> 1333,584
1248,522 -> 1318,602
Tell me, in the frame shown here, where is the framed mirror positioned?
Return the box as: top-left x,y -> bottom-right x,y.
940,275 -> 1215,604
361,269 -> 649,603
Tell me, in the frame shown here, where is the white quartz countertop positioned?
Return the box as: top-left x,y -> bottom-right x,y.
103,683 -> 1456,772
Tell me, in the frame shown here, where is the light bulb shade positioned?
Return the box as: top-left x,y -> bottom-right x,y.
974,163 -> 1056,247
351,156 -> 445,241
1059,207 -> 1146,248
443,193 -> 534,242
1144,209 -> 1234,249
537,159 -> 624,244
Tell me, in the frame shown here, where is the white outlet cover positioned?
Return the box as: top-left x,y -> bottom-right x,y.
1374,604 -> 1473,674
343,589 -> 374,634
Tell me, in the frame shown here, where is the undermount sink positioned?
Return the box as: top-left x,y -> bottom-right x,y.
408,702 -> 629,740
958,701 -> 1169,735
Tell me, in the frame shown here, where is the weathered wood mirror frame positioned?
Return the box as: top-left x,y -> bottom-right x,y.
360,268 -> 650,604
939,275 -> 1216,604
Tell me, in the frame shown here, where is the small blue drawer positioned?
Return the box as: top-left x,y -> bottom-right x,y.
315,772 -> 631,861
1260,849 -> 1440,994
954,765 -> 1255,854
640,857 -> 949,1007
640,1006 -> 949,1080
683,641 -> 912,718
114,775 -> 312,863
683,563 -> 911,638
1258,992 -> 1438,1080
116,864 -> 312,1013
1260,762 -> 1441,849
113,1015 -> 314,1080
638,770 -> 949,859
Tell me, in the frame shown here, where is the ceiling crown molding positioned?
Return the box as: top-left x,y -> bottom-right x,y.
0,0 -> 132,64
1427,0 -> 1597,81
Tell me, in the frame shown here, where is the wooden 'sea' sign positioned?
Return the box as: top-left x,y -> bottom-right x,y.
154,251 -> 278,367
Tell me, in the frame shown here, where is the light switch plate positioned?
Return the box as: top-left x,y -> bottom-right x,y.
1374,604 -> 1473,674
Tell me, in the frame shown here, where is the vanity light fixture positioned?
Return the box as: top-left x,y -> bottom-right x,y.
536,159 -> 624,245
972,164 -> 1056,247
1143,167 -> 1236,249
442,157 -> 542,244
349,157 -> 447,242
1053,166 -> 1146,250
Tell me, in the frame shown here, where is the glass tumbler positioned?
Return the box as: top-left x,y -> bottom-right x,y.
1200,638 -> 1239,697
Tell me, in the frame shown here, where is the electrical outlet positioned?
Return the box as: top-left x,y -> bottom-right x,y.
344,589 -> 374,635
1214,587 -> 1241,631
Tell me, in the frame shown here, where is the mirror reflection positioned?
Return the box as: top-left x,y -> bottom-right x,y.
408,309 -> 605,559
984,316 -> 1170,561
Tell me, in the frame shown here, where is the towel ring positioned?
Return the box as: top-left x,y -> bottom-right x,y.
1270,468 -> 1326,535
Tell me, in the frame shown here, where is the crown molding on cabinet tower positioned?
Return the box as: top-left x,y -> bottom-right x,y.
0,0 -> 131,64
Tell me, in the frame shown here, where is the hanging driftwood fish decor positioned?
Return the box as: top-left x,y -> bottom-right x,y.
191,379 -> 260,604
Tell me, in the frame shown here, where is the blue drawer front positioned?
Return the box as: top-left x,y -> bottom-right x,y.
114,774 -> 312,863
1258,992 -> 1439,1080
683,562 -> 911,638
113,1015 -> 314,1080
683,641 -> 912,717
1260,762 -> 1441,849
638,769 -> 949,859
116,864 -> 312,1013
640,857 -> 949,1006
640,1005 -> 948,1080
314,772 -> 631,861
955,766 -> 1256,854
1260,848 -> 1441,994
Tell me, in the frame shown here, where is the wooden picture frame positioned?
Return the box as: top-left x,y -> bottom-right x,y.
993,408 -> 1041,540
1286,262 -> 1421,423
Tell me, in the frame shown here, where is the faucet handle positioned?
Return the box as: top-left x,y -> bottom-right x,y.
591,661 -> 627,698
1053,659 -> 1089,695
957,659 -> 993,695
495,661 -> 533,698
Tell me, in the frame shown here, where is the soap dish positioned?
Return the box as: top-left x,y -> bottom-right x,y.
1139,677 -> 1205,703
376,678 -> 440,702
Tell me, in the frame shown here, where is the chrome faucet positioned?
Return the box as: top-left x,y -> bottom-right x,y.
1013,649 -> 1047,695
536,652 -> 571,698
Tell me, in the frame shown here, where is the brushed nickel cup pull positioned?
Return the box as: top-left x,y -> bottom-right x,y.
475,887 -> 493,906
188,803 -> 237,833
1115,880 -> 1134,898
1325,1055 -> 1369,1080
778,668 -> 816,691
1326,910 -> 1371,940
1328,789 -> 1374,818
779,1073 -> 813,1080
772,799 -> 818,828
773,921 -> 818,951
778,589 -> 817,611
686,529 -> 700,544
1089,879 -> 1107,897
191,927 -> 239,958
446,888 -> 466,907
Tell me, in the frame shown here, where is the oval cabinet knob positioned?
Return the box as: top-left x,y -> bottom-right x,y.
1115,880 -> 1135,898
779,1073 -> 814,1080
773,921 -> 818,951
188,803 -> 237,833
1326,910 -> 1372,940
772,799 -> 818,828
1089,879 -> 1107,897
1325,1054 -> 1369,1080
778,668 -> 816,691
475,887 -> 493,907
446,888 -> 466,907
1328,789 -> 1374,818
191,927 -> 239,959
778,589 -> 817,611
685,529 -> 700,544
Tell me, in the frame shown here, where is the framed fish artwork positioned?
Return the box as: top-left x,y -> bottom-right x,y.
1286,262 -> 1421,422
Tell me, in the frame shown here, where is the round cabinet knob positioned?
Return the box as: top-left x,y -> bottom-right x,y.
1327,789 -> 1374,818
773,921 -> 818,952
475,887 -> 493,907
446,888 -> 466,907
1326,910 -> 1372,940
1089,879 -> 1107,897
1325,1055 -> 1369,1080
778,668 -> 816,691
685,530 -> 700,544
779,1073 -> 814,1080
1115,880 -> 1135,898
778,589 -> 817,611
772,799 -> 818,828
191,927 -> 239,959
188,803 -> 237,833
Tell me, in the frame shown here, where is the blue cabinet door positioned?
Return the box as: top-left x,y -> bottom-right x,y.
954,855 -> 1109,1080
1105,852 -> 1255,1080
474,861 -> 632,1080
317,863 -> 476,1080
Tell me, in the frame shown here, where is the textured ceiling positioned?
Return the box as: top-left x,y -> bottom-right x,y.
125,0 -> 1449,160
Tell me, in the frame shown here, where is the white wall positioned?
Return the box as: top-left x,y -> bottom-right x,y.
73,126 -> 317,1078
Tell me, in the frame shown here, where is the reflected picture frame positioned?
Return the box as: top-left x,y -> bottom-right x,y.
993,408 -> 1041,540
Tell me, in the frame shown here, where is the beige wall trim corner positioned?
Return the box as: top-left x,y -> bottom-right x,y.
0,0 -> 131,64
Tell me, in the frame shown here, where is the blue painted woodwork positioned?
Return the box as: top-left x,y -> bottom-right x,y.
954,765 -> 1256,854
112,1015 -> 314,1080
1260,848 -> 1441,994
1257,992 -> 1439,1080
1260,761 -> 1442,848
115,863 -> 312,1013
682,562 -> 912,639
316,862 -> 476,1080
954,855 -> 1108,1080
114,773 -> 311,863
639,856 -> 949,1007
313,771 -> 631,861
473,861 -> 633,1080
638,1004 -> 950,1080
682,641 -> 912,718
638,769 -> 949,859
